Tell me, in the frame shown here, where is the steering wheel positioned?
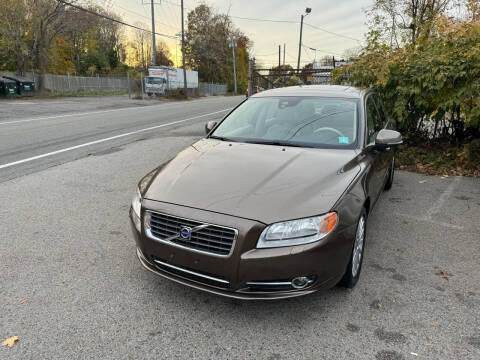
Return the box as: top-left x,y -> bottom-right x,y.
314,127 -> 345,137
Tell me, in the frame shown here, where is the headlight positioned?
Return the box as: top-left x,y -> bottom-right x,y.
257,212 -> 338,248
130,187 -> 142,232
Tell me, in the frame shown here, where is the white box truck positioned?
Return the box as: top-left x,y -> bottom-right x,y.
145,67 -> 198,95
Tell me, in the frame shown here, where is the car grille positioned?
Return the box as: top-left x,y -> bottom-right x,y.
152,257 -> 230,289
147,211 -> 237,256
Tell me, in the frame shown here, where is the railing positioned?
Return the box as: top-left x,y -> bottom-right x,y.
34,73 -> 139,94
199,83 -> 228,96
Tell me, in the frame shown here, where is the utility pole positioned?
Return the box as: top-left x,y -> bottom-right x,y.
229,40 -> 238,95
248,57 -> 254,97
297,8 -> 312,72
151,0 -> 157,66
181,0 -> 187,99
283,43 -> 286,66
278,45 -> 281,68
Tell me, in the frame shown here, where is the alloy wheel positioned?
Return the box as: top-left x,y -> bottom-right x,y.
352,215 -> 365,277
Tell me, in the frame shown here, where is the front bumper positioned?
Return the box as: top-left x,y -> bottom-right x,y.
132,200 -> 355,300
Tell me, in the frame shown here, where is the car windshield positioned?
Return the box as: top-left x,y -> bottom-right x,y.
145,77 -> 164,84
211,97 -> 359,148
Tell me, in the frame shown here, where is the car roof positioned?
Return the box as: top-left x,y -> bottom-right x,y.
251,85 -> 366,99
3,75 -> 34,82
0,77 -> 16,84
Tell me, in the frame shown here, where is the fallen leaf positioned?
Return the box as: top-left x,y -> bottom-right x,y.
432,322 -> 438,327
419,180 -> 427,184
2,336 -> 19,348
77,345 -> 83,351
377,303 -> 382,309
20,299 -> 27,304
427,343 -> 435,348
435,269 -> 451,280
411,352 -> 418,356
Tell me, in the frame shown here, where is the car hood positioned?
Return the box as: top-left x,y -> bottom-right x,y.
143,139 -> 361,224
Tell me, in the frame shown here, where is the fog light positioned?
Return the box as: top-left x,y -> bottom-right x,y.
291,276 -> 314,289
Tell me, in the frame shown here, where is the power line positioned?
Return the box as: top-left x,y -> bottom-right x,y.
302,43 -> 343,57
254,52 -> 279,57
161,0 -> 182,34
230,15 -> 298,24
56,0 -> 179,40
161,0 -> 362,43
303,22 -> 361,43
112,3 -> 178,31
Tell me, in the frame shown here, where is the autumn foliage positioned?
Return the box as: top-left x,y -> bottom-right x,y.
333,17 -> 480,143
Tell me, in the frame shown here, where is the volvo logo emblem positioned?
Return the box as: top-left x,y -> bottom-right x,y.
179,226 -> 192,240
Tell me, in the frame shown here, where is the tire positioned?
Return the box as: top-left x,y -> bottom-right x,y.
384,157 -> 395,191
340,209 -> 367,288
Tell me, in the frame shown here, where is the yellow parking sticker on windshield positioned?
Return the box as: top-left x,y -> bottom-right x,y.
338,137 -> 349,144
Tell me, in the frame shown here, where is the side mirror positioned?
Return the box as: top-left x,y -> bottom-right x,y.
375,129 -> 402,149
205,120 -> 217,135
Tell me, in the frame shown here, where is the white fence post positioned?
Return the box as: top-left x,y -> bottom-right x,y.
97,74 -> 100,96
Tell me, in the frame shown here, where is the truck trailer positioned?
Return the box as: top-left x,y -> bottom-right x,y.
145,67 -> 198,96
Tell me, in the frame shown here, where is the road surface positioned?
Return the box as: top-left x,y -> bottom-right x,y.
0,96 -> 241,182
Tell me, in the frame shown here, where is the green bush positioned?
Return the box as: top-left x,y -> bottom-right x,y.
332,19 -> 480,142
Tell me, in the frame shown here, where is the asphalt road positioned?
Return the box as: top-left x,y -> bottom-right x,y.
1,96 -> 479,359
0,96 -> 241,182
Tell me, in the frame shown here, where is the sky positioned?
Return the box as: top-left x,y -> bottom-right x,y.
90,0 -> 373,68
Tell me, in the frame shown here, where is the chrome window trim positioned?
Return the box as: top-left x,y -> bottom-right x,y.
153,259 -> 230,285
144,210 -> 238,258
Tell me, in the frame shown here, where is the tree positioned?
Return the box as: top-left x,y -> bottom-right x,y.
46,36 -> 75,74
367,0 -> 451,47
0,0 -> 32,73
332,15 -> 480,142
185,4 -> 251,90
155,41 -> 173,67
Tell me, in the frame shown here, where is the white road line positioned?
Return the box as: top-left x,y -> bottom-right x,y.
0,97 -> 226,125
0,108 -> 231,170
425,176 -> 461,220
395,212 -> 463,230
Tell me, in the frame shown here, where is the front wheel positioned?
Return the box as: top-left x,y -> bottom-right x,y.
340,209 -> 367,288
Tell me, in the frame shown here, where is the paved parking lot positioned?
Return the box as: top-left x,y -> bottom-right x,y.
1,120 -> 479,359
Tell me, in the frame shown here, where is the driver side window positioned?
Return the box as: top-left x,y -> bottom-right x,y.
366,95 -> 381,144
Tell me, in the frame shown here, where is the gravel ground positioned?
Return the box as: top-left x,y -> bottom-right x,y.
1,132 -> 479,359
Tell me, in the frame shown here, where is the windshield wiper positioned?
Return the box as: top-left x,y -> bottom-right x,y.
243,140 -> 310,148
209,135 -> 238,142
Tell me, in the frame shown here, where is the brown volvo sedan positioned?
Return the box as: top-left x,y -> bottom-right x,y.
130,85 -> 402,299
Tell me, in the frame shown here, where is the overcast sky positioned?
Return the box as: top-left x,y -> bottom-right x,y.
92,0 -> 373,67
